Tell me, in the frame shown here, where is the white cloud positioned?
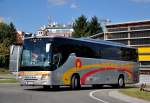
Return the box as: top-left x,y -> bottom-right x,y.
48,0 -> 68,5
70,3 -> 78,9
131,0 -> 150,3
48,0 -> 78,9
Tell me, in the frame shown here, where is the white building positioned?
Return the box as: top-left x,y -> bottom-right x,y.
37,22 -> 73,37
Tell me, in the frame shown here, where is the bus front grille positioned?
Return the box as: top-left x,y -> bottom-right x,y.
24,79 -> 38,80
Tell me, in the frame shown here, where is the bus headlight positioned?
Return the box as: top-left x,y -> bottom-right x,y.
41,74 -> 49,80
18,76 -> 22,79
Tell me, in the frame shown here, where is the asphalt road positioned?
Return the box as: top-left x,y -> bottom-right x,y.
0,84 -> 129,103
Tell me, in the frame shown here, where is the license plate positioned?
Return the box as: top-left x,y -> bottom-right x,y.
27,81 -> 33,85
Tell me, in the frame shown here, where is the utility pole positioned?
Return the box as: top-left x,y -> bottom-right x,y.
48,16 -> 53,25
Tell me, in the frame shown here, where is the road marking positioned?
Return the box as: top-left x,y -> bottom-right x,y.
89,90 -> 109,103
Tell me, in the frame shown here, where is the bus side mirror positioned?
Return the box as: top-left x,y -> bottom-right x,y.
53,53 -> 61,65
70,53 -> 76,57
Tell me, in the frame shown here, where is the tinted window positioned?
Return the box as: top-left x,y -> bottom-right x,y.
73,43 -> 97,58
100,45 -> 121,60
121,48 -> 137,62
98,45 -> 137,62
52,38 -> 137,65
52,41 -> 98,66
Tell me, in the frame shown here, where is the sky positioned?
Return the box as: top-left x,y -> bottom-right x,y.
0,0 -> 150,33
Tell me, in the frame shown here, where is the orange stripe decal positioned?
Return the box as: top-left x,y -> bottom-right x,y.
80,67 -> 133,85
62,62 -> 135,85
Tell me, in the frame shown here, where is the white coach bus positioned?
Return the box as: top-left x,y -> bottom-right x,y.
18,37 -> 139,89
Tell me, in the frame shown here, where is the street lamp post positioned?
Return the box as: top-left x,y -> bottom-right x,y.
99,19 -> 111,40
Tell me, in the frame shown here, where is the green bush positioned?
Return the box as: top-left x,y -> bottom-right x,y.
0,22 -> 16,68
0,55 -> 9,67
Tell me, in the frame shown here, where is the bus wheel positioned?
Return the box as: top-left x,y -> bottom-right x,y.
71,75 -> 80,90
118,76 -> 125,88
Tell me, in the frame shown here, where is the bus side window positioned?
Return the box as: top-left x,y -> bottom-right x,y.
120,48 -> 137,62
53,53 -> 62,66
100,46 -> 122,60
72,45 -> 80,57
74,44 -> 97,58
53,44 -> 72,67
96,49 -> 101,58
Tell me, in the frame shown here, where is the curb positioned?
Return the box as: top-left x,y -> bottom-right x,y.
109,90 -> 150,103
144,88 -> 150,92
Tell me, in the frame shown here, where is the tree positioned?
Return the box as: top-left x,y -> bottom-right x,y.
72,15 -> 103,38
0,22 -> 16,54
0,23 -> 9,43
0,22 -> 16,67
72,15 -> 88,38
88,16 -> 103,36
8,22 -> 16,44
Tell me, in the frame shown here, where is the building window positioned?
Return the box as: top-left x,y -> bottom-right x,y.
131,25 -> 150,31
107,33 -> 128,39
109,40 -> 128,45
130,39 -> 150,45
130,30 -> 150,38
141,61 -> 150,66
107,27 -> 128,32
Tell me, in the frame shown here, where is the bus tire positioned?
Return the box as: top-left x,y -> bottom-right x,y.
71,75 -> 80,90
118,76 -> 125,88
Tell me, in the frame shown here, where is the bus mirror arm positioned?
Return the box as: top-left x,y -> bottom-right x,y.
49,54 -> 61,70
49,62 -> 57,70
53,53 -> 61,66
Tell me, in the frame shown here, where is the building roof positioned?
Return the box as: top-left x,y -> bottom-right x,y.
106,19 -> 150,28
46,24 -> 73,29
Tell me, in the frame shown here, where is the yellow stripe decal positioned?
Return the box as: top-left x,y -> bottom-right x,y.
62,62 -> 134,85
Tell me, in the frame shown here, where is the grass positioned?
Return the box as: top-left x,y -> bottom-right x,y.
0,68 -> 10,74
120,88 -> 150,101
0,68 -> 18,83
0,78 -> 18,83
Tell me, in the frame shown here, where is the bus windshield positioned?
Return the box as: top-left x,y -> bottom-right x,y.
21,38 -> 52,67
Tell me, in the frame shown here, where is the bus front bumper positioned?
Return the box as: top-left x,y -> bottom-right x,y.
20,79 -> 51,86
18,71 -> 52,86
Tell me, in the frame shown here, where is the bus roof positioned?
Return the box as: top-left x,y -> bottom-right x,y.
24,36 -> 136,49
77,37 -> 135,49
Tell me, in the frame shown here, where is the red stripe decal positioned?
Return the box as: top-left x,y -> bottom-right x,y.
80,68 -> 132,85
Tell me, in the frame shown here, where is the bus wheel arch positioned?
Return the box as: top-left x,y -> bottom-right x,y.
118,74 -> 125,88
71,73 -> 81,89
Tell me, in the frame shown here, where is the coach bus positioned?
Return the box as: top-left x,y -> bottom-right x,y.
18,36 -> 139,89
